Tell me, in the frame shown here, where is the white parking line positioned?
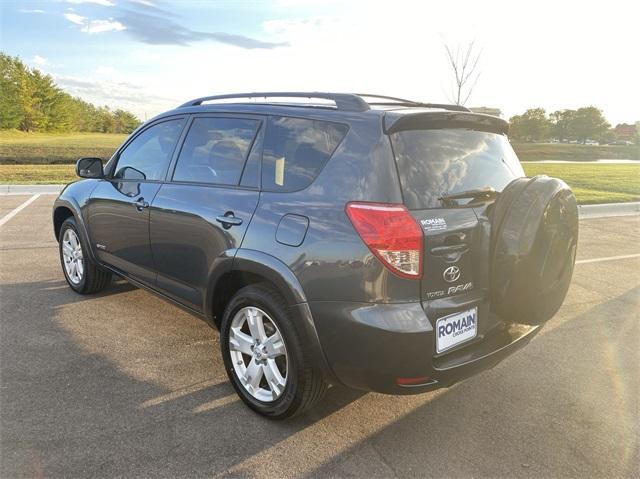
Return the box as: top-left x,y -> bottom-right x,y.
0,194 -> 40,227
576,253 -> 640,265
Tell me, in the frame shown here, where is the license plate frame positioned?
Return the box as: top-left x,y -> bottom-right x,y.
435,307 -> 478,354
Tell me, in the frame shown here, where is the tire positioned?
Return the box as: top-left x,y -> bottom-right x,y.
490,176 -> 579,325
59,217 -> 112,294
220,284 -> 327,419
489,177 -> 530,255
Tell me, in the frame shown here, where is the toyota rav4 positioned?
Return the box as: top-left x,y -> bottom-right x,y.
53,93 -> 579,418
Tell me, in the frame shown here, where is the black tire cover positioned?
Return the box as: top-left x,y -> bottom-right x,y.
490,176 -> 579,325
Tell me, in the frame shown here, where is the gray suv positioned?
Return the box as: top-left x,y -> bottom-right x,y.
53,93 -> 579,418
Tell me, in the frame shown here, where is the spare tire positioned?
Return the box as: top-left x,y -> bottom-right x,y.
490,176 -> 579,325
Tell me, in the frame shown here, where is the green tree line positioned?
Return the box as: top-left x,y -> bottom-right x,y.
0,53 -> 140,134
509,106 -> 637,144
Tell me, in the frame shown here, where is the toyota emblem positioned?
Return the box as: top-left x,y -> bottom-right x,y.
443,265 -> 461,283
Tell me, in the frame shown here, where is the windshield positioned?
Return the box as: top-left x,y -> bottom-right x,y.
390,129 -> 524,209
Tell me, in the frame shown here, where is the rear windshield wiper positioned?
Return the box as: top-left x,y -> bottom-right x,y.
439,187 -> 498,205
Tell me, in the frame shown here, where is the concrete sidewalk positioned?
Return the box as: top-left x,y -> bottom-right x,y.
0,184 -> 65,195
578,201 -> 640,218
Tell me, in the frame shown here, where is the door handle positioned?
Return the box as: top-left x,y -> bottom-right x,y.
133,198 -> 149,211
430,243 -> 469,256
216,213 -> 243,229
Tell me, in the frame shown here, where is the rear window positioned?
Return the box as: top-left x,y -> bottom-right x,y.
390,129 -> 524,209
262,116 -> 348,191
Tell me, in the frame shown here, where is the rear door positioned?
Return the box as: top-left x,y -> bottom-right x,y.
87,117 -> 186,285
149,114 -> 262,311
389,122 -> 525,348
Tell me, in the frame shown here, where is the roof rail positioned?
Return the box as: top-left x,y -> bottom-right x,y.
178,92 -> 370,112
356,93 -> 471,112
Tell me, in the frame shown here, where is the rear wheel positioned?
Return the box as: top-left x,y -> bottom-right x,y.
59,217 -> 112,294
220,284 -> 326,418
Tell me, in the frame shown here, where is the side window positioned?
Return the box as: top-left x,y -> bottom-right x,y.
173,117 -> 259,186
262,116 -> 348,191
114,119 -> 185,181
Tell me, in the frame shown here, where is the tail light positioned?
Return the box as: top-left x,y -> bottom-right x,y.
345,202 -> 423,280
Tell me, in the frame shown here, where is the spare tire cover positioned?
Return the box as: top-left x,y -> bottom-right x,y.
490,176 -> 579,325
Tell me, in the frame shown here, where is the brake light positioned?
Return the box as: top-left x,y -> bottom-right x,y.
345,202 -> 423,280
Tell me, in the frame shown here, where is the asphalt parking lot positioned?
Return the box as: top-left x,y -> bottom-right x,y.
1,194 -> 638,478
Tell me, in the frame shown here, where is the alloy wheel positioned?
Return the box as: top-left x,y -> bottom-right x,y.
62,228 -> 84,285
228,306 -> 288,402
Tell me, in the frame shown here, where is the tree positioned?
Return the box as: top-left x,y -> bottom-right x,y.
113,109 -> 139,134
600,128 -> 617,145
509,108 -> 551,141
0,51 -> 141,133
0,54 -> 23,129
444,41 -> 481,106
508,114 -> 525,140
570,107 -> 610,143
550,109 -> 576,141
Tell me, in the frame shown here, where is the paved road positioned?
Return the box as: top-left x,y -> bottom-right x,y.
1,195 -> 638,478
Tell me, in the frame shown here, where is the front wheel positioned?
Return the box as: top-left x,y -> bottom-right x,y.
59,217 -> 112,294
220,284 -> 327,419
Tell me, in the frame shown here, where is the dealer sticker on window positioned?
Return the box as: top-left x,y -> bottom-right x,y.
435,307 -> 478,354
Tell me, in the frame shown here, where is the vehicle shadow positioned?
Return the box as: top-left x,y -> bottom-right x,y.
302,287 -> 640,478
4,278 -> 636,478
0,278 -> 364,478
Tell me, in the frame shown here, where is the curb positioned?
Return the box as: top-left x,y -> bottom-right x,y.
578,202 -> 640,219
0,184 -> 64,195
1,185 -> 638,219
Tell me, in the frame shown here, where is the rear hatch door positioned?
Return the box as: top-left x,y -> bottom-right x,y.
387,111 -> 524,349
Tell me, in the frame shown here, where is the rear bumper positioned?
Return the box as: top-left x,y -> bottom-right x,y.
309,300 -> 541,394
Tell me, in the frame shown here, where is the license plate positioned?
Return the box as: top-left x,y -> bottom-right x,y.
435,307 -> 478,354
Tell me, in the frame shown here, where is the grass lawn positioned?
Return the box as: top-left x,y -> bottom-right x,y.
513,142 -> 639,161
0,165 -> 77,185
1,163 -> 638,205
0,130 -> 126,164
522,163 -> 640,204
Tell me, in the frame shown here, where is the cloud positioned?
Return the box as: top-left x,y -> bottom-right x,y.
19,9 -> 45,13
116,8 -> 287,49
64,13 -> 86,25
65,0 -> 115,6
64,12 -> 125,34
81,19 -> 126,33
55,74 -> 177,109
32,55 -> 48,66
59,2 -> 284,49
262,17 -> 328,36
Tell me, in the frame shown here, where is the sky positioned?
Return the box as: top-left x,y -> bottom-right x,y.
1,0 -> 638,125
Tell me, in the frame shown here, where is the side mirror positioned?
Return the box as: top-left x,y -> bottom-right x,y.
76,157 -> 104,179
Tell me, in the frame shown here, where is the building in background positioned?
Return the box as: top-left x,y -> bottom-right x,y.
614,123 -> 636,141
470,107 -> 502,117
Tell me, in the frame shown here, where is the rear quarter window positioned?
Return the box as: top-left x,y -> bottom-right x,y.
262,116 -> 348,192
391,129 -> 524,209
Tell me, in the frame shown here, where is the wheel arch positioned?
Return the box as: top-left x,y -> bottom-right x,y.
205,249 -> 308,328
52,197 -> 98,263
53,205 -> 74,240
206,248 -> 334,383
